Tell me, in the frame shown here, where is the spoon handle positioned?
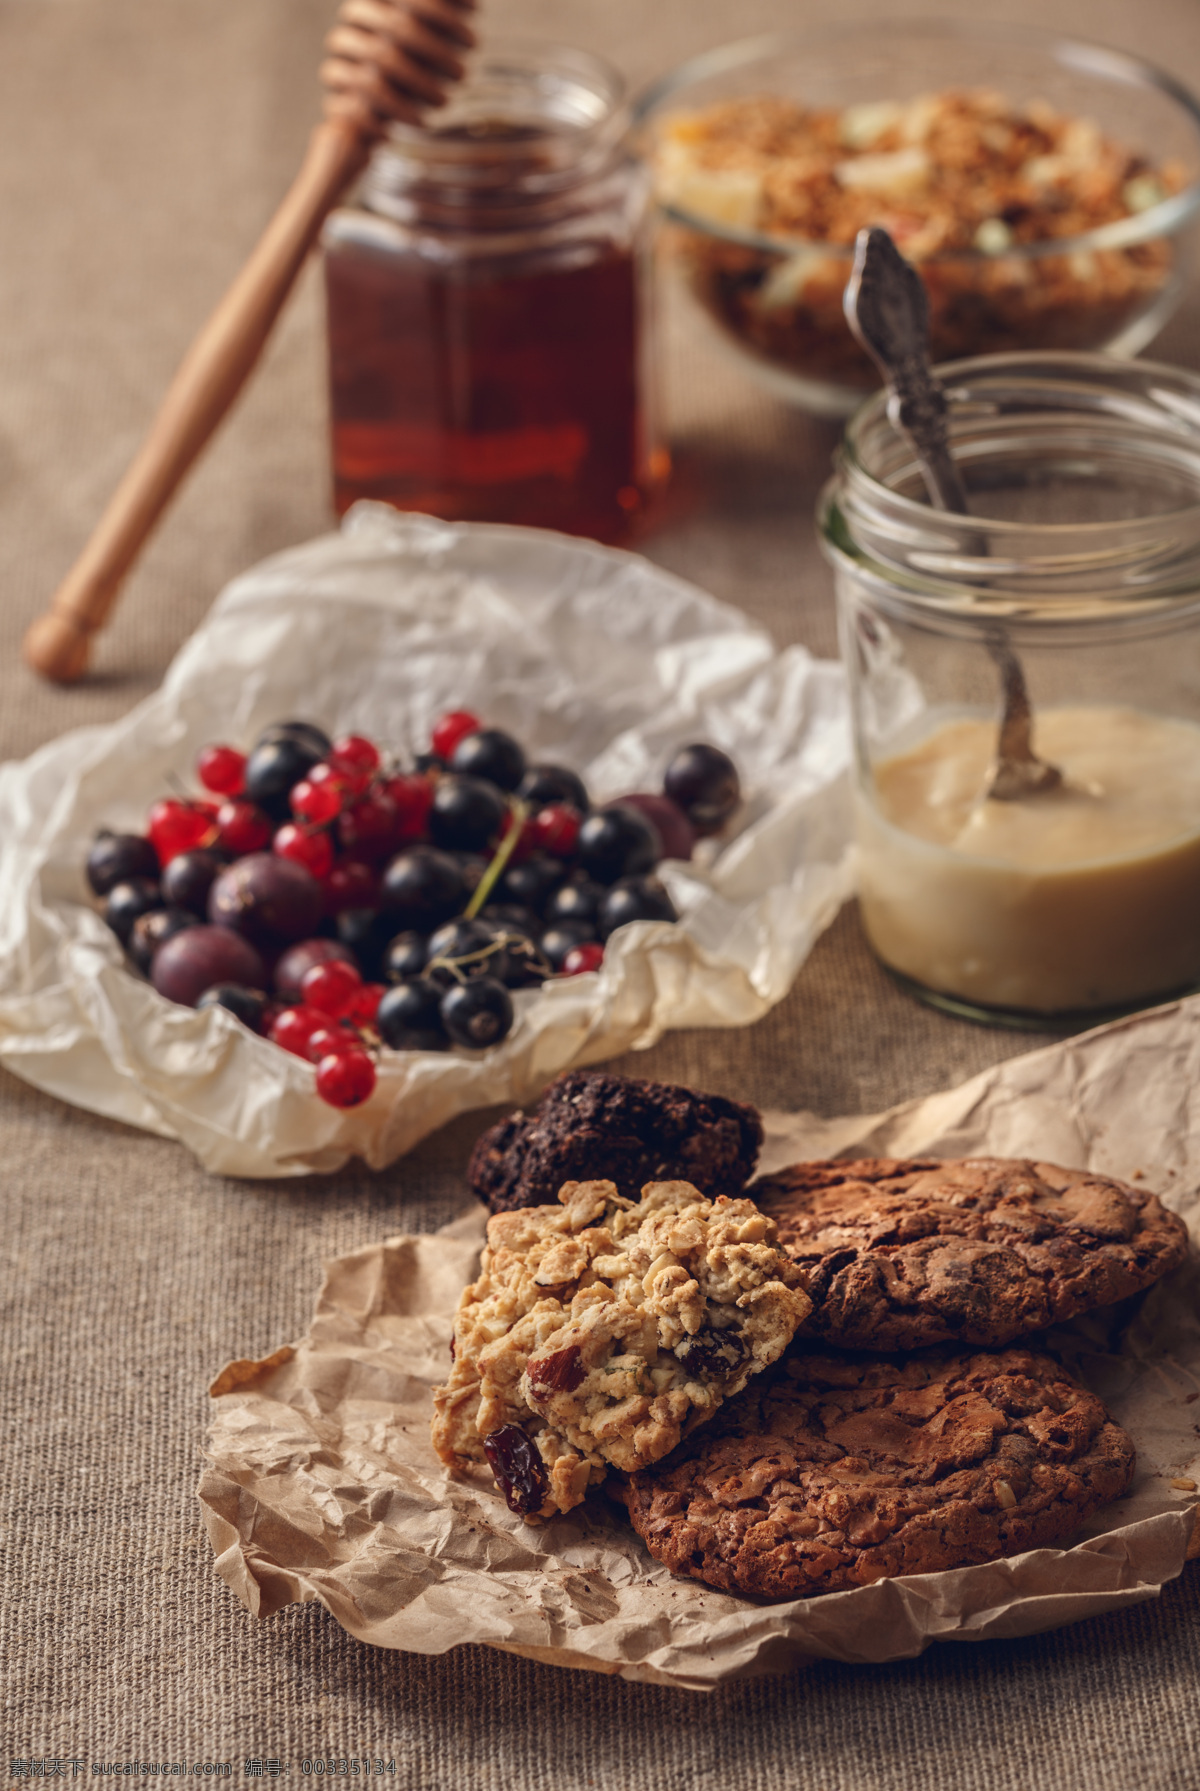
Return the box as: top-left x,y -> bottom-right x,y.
843,225 -> 970,516
843,225 -> 1061,802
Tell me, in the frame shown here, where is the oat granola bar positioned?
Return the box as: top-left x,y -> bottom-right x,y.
431,1178 -> 811,1521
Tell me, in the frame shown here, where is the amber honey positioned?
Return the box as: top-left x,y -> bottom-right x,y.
327,239 -> 650,541
323,47 -> 660,545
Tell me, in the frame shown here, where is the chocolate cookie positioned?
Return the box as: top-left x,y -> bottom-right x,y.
619,1347 -> 1136,1601
750,1157 -> 1189,1350
469,1071 -> 763,1214
432,1178 -> 810,1520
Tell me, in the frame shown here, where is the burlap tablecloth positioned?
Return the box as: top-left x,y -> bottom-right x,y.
2,0 -> 1196,1782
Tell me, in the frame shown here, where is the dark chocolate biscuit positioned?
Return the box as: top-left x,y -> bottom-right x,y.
469,1071 -> 763,1214
750,1157 -> 1189,1350
619,1347 -> 1136,1601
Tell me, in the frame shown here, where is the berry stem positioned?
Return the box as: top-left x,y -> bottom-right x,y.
464,798 -> 528,920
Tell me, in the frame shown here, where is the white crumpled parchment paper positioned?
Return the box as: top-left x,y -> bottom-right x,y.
0,505 -> 852,1177
199,999 -> 1200,1689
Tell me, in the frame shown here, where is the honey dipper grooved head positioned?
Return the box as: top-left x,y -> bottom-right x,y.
322,0 -> 476,136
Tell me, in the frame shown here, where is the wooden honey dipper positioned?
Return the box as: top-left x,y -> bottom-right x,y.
23,0 -> 476,684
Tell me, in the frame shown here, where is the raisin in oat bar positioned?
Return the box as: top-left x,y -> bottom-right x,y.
431,1178 -> 811,1521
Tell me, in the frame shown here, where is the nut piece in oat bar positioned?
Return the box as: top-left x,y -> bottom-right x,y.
468,1070 -> 763,1215
430,1177 -> 811,1521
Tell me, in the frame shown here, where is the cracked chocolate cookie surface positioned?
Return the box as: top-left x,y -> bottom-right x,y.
468,1071 -> 763,1214
750,1157 -> 1189,1350
431,1178 -> 810,1521
619,1347 -> 1136,1601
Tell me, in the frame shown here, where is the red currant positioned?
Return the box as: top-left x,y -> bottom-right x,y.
561,942 -> 605,976
385,773 -> 435,844
216,799 -> 273,856
431,709 -> 481,760
316,1047 -> 377,1108
269,1005 -> 327,1058
146,798 -> 216,866
329,734 -> 380,777
345,982 -> 384,1027
301,958 -> 362,1019
304,1022 -> 357,1064
337,791 -> 399,862
291,776 -> 343,825
312,756 -> 370,799
324,859 -> 380,915
196,744 -> 247,796
530,803 -> 581,857
273,823 -> 334,880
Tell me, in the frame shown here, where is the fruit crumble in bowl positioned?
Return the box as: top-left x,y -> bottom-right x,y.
636,20 -> 1200,415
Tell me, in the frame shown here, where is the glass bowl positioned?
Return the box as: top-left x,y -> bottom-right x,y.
635,21 -> 1200,416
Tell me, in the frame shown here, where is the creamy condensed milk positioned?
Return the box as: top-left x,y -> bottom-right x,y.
856,706 -> 1200,1013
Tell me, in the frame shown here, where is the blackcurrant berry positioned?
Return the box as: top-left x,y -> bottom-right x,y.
243,736 -> 325,821
477,902 -> 543,941
376,979 -> 448,1051
427,775 -> 506,854
161,848 -> 223,916
255,720 -> 332,760
498,852 -> 564,916
440,977 -> 514,1049
519,763 -> 590,813
383,930 -> 432,984
87,833 -> 159,897
480,920 -> 550,988
663,743 -> 740,836
450,728 -> 526,792
544,877 -> 604,929
105,878 -> 163,945
196,983 -> 271,1032
335,909 -> 386,980
598,875 -> 678,939
380,846 -> 467,933
424,919 -> 510,988
576,804 -> 660,885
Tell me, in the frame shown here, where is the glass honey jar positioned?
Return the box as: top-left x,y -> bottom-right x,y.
322,43 -> 663,544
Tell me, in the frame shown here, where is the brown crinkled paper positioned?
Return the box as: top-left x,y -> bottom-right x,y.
200,1000 -> 1200,1689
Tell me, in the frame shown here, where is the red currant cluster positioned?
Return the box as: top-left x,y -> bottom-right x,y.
86,712 -> 741,1110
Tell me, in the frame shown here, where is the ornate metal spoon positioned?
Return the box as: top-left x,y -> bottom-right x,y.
843,225 -> 1061,801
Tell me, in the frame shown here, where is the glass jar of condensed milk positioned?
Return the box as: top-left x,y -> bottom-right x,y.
820,352 -> 1200,1026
